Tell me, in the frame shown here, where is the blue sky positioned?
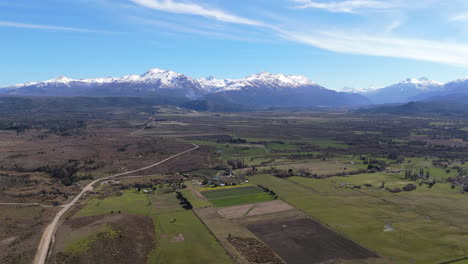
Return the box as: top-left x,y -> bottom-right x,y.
2,0 -> 468,90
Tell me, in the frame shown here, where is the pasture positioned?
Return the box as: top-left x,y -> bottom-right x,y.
201,185 -> 274,207
64,189 -> 233,264
250,174 -> 468,264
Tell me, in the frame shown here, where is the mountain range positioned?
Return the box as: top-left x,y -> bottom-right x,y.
0,69 -> 370,108
356,77 -> 468,104
2,68 -> 468,109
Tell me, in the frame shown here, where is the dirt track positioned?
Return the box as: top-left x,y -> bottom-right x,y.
33,143 -> 199,264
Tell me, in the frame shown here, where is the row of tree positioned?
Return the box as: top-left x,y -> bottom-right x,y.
257,185 -> 278,199
176,191 -> 192,210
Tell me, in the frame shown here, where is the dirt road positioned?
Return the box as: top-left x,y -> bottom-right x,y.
33,143 -> 199,264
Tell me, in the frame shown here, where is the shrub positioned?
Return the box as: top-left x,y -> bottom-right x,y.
402,184 -> 417,192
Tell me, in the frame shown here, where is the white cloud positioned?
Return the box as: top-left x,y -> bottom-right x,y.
385,20 -> 402,34
291,0 -> 395,13
132,17 -> 270,42
450,12 -> 468,22
122,0 -> 468,68
278,29 -> 468,67
0,21 -> 110,33
130,0 -> 264,26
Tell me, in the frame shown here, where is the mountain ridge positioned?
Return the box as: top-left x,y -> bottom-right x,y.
0,68 -> 369,108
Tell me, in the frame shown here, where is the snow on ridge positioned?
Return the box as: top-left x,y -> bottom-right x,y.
399,77 -> 444,87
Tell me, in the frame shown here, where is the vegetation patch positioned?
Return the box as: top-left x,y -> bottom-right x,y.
201,185 -> 275,207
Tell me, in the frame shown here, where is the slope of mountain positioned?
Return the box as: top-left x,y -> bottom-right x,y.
0,69 -> 370,108
410,77 -> 468,100
363,78 -> 444,104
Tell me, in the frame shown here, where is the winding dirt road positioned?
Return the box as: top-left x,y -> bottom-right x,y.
33,143 -> 199,264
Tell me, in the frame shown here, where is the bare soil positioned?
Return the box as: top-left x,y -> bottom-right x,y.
217,200 -> 295,219
227,236 -> 284,264
247,218 -> 379,264
246,200 -> 295,217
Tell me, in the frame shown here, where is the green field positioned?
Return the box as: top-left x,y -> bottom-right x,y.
75,190 -> 233,264
201,185 -> 274,207
249,174 -> 468,264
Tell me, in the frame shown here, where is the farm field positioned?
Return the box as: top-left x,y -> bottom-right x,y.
54,188 -> 233,264
248,218 -> 378,264
201,185 -> 275,207
250,174 -> 468,264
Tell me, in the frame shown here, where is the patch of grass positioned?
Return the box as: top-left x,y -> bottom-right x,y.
149,210 -> 233,264
64,224 -> 121,256
210,193 -> 273,207
265,142 -> 297,151
201,185 -> 274,207
75,189 -> 233,264
201,185 -> 261,199
180,189 -> 211,208
353,131 -> 382,135
306,139 -> 349,149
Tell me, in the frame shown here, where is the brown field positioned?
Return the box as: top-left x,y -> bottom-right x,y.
217,200 -> 295,219
0,128 -> 191,174
227,236 -> 284,264
0,171 -> 80,205
0,205 -> 59,264
248,218 -> 379,264
51,214 -> 154,264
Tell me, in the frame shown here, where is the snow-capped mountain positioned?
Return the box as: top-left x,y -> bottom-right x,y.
197,72 -> 317,92
217,72 -> 317,92
0,68 -> 370,107
363,77 -> 444,104
0,69 -> 207,99
203,72 -> 369,107
197,76 -> 232,92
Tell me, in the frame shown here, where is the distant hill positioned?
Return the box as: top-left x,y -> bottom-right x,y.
357,77 -> 468,104
361,78 -> 444,104
356,94 -> 468,116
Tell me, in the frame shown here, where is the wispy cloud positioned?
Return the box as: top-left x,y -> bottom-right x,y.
132,17 -> 271,42
97,0 -> 468,68
278,29 -> 468,67
0,21 -> 112,33
385,20 -> 402,34
130,0 -> 264,26
291,0 -> 395,13
450,12 -> 468,22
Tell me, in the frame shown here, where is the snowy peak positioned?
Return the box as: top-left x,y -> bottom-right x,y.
198,72 -> 318,92
243,72 -> 315,87
399,77 -> 443,88
364,77 -> 445,104
197,76 -> 232,91
141,68 -> 179,80
45,76 -> 74,84
215,72 -> 318,92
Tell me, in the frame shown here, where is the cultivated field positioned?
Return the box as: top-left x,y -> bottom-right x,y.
201,185 -> 274,207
